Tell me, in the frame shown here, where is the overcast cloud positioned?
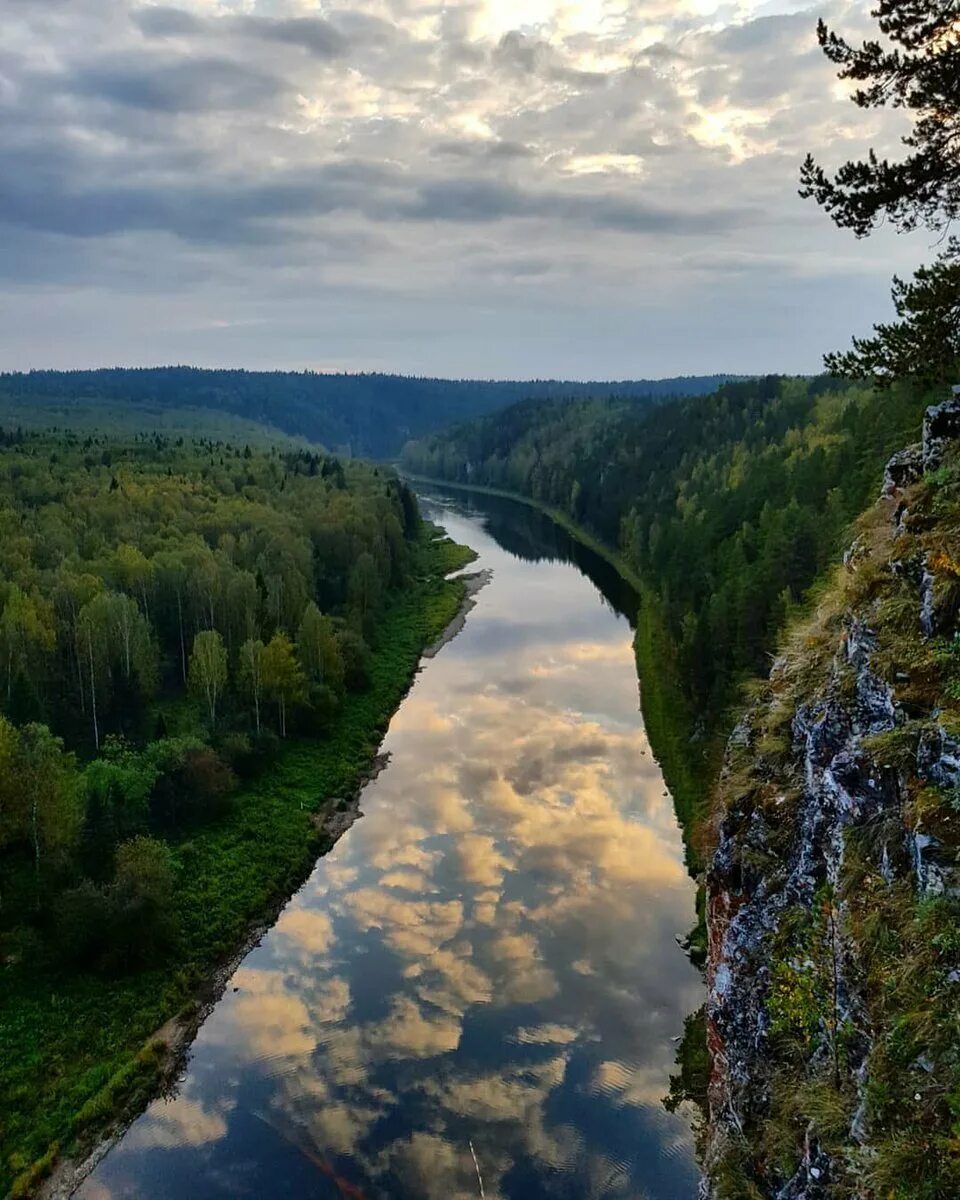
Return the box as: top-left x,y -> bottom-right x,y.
0,0 -> 933,376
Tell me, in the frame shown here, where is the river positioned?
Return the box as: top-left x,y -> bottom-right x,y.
78,488 -> 704,1200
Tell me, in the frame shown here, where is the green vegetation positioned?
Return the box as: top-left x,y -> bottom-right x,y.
0,369 -> 740,461
402,375 -> 939,834
0,426 -> 474,1195
713,447 -> 960,1198
799,0 -> 959,240
664,1006 -> 710,1121
824,246 -> 960,388
800,0 -> 959,392
0,398 -> 306,448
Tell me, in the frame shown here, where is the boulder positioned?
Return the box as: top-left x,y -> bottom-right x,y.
922,394 -> 960,474
882,443 -> 922,495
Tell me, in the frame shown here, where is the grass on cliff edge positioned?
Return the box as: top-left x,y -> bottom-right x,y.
711,452 -> 960,1200
0,529 -> 475,1199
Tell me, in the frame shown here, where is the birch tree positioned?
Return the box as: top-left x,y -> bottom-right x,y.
238,637 -> 266,734
296,602 -> 344,690
188,630 -> 227,729
261,632 -> 306,737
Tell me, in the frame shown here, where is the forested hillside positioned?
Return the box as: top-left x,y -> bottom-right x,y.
402,376 -> 935,724
703,397 -> 960,1200
0,368 -> 740,459
0,428 -> 473,1196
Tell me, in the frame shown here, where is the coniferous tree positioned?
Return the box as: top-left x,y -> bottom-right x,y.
824,247 -> 960,384
800,0 -> 960,235
800,1 -> 960,382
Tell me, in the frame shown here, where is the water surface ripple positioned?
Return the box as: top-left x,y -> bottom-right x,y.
80,490 -> 703,1200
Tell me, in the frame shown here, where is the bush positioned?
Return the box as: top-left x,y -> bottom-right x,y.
55,881 -> 113,967
180,748 -> 236,819
103,837 -> 178,972
249,727 -> 281,765
337,628 -> 372,691
306,682 -> 340,729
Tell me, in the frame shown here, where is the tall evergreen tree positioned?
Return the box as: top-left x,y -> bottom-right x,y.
800,0 -> 960,235
801,1 -> 960,382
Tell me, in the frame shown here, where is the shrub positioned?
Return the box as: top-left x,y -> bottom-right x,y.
54,881 -> 113,967
180,748 -> 236,819
103,836 -> 178,971
337,628 -> 372,691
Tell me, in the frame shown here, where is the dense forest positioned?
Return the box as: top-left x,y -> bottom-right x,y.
0,428 -> 473,1194
0,368 -> 741,459
401,375 -> 937,726
0,431 -> 419,929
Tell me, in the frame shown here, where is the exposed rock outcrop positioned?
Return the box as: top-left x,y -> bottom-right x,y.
700,396 -> 960,1199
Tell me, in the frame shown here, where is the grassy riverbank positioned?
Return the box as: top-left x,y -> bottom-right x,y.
0,529 -> 475,1199
404,474 -> 717,864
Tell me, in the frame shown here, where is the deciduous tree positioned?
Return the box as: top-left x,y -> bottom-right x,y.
188,630 -> 227,728
238,637 -> 266,733
0,586 -> 55,706
297,602 -> 344,691
261,632 -> 306,737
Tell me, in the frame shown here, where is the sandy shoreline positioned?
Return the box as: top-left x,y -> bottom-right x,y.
423,569 -> 492,658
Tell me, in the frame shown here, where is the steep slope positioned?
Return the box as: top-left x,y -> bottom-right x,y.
401,376 -> 935,863
0,368 -> 738,459
703,398 -> 960,1199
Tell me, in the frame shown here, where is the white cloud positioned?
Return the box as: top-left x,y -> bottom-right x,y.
0,0 -> 930,376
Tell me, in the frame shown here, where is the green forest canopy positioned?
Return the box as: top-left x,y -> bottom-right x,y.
0,367 -> 743,459
0,427 -> 423,961
401,374 -> 938,721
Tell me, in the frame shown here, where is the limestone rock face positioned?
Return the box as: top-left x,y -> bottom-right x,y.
700,395 -> 960,1199
882,443 -> 922,496
923,394 -> 960,474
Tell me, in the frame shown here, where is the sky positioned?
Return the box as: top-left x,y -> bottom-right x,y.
0,0 -> 936,378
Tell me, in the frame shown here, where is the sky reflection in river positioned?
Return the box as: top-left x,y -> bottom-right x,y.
80,491 -> 703,1200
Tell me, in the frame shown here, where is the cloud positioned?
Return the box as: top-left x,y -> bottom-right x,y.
234,16 -> 350,59
65,53 -> 285,113
375,1131 -> 482,1200
274,906 -> 335,955
218,990 -> 317,1060
340,887 -> 465,957
591,1058 -> 670,1108
132,6 -> 205,37
0,0 -> 935,372
454,832 -> 510,886
132,7 -> 350,56
121,1094 -> 233,1151
511,1022 -> 579,1045
403,178 -> 751,235
366,996 -> 463,1059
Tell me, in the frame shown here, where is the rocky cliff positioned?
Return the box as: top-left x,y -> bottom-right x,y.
701,398 -> 960,1199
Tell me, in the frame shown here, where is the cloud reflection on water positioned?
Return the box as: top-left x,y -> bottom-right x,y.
79,495 -> 703,1200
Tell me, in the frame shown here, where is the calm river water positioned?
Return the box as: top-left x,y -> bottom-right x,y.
79,488 -> 703,1200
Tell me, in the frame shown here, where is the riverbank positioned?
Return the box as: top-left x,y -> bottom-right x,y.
403,474 -> 717,867
69,483 -> 705,1200
402,473 -> 647,591
1,528 -> 477,1200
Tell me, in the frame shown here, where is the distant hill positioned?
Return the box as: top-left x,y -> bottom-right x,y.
0,367 -> 744,458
